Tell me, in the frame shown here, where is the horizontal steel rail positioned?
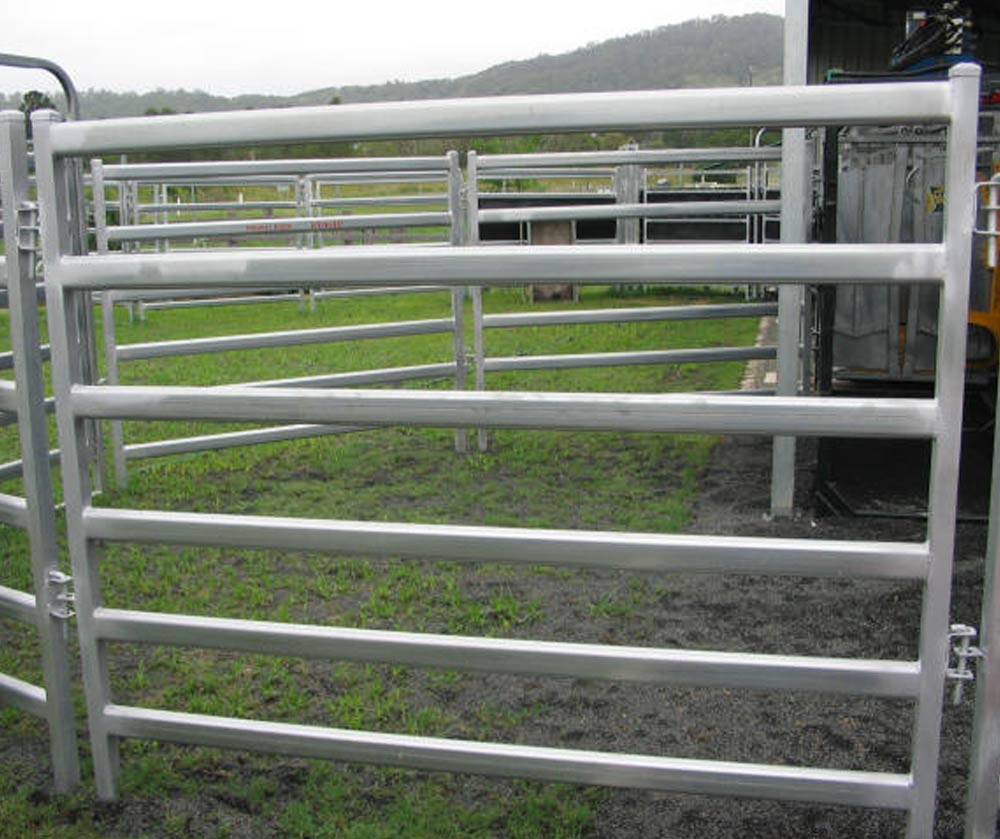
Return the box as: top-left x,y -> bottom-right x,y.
136,200 -> 298,213
0,583 -> 36,625
478,167 -> 616,179
141,293 -> 302,311
123,424 -> 370,461
311,285 -> 447,300
229,361 -> 458,390
102,156 -> 451,180
0,491 -> 28,528
477,147 -> 784,168
0,344 -> 51,371
0,449 -> 60,483
115,318 -> 454,361
70,385 -> 941,439
312,194 -> 447,208
52,243 -> 948,291
482,346 -> 775,373
82,507 -> 930,580
477,200 -> 780,225
101,703 -> 913,809
94,607 -> 921,697
0,379 -> 17,412
47,81 -> 953,155
108,211 -> 452,243
482,302 -> 778,329
0,672 -> 48,717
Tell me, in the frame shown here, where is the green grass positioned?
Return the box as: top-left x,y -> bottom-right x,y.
0,284 -> 761,837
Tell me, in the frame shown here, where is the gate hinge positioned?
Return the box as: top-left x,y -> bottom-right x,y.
16,201 -> 40,255
947,623 -> 984,705
46,570 -> 75,620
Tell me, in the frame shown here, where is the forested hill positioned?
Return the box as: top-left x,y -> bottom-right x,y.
0,14 -> 781,118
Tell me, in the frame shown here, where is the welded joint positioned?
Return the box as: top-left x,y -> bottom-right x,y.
46,570 -> 75,620
946,623 -> 983,705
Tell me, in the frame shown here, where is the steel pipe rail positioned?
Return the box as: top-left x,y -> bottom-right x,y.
135,200 -> 298,213
122,424 -> 370,461
0,344 -> 51,371
101,703 -> 913,809
311,285 -> 447,300
52,243 -> 948,291
482,302 -> 778,329
70,386 -> 941,439
94,607 -> 921,697
0,380 -> 18,412
230,361 -> 458,390
477,147 -> 784,168
107,211 -> 452,243
0,672 -> 48,718
45,81 -> 954,156
312,194 -> 447,208
0,449 -> 60,483
115,318 -> 454,361
0,583 -> 36,625
102,156 -> 451,180
141,293 -> 302,311
477,200 -> 781,225
83,507 -> 930,580
0,491 -> 28,528
482,347 -> 775,373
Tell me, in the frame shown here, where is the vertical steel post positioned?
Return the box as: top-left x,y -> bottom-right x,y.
966,338 -> 1000,839
92,159 -> 127,487
0,109 -> 80,792
465,151 -> 488,451
33,109 -> 122,799
771,0 -> 810,516
907,63 -> 980,839
447,150 -> 468,453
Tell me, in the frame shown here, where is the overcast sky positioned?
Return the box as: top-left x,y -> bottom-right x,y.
1,1 -> 785,98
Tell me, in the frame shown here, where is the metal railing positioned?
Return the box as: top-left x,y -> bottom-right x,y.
95,152 -> 469,486
29,67 -> 981,839
0,111 -> 79,792
464,146 -> 782,450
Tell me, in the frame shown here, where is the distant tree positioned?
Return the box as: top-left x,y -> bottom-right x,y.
20,90 -> 57,137
143,107 -> 177,116
19,89 -> 55,116
328,94 -> 342,106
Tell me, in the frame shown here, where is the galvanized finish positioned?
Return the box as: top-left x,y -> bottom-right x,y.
115,318 -> 454,361
71,385 -> 941,439
907,63 -> 984,839
94,607 -> 920,697
965,298 -> 1000,839
772,0 -> 811,518
0,110 -> 80,790
47,83 -> 955,156
55,244 -> 948,291
104,702 -> 913,808
31,68 -> 980,831
83,507 -> 930,580
476,200 -> 781,225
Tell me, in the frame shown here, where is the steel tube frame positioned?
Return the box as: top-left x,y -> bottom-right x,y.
0,111 -> 80,791
31,68 -> 980,834
95,607 -> 919,697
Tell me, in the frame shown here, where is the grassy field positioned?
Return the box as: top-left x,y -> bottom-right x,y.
0,285 -> 761,838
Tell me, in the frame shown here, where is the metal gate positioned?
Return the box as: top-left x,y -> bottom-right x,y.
0,111 -> 79,792
30,66 -> 979,838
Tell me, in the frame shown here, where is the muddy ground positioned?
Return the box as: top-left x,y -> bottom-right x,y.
2,427 -> 994,839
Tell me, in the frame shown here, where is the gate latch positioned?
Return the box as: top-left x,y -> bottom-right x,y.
947,623 -> 983,705
46,570 -> 75,621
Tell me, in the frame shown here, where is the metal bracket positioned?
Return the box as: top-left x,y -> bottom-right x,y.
17,201 -> 40,254
46,569 -> 75,620
947,623 -> 984,705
